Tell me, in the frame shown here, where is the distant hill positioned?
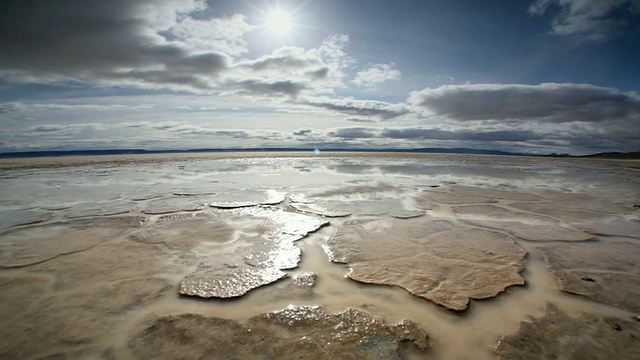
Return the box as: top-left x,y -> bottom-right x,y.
581,151 -> 640,159
0,148 -> 638,159
0,149 -> 157,158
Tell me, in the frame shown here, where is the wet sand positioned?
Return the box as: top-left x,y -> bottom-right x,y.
1,152 -> 639,359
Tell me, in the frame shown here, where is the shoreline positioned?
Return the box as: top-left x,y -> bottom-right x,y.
2,150 -> 638,171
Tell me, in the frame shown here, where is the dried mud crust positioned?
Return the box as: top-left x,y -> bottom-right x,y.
324,217 -> 527,311
0,277 -> 172,359
536,240 -> 640,312
0,216 -> 146,268
131,207 -> 327,299
129,306 -> 430,360
495,304 -> 640,360
452,204 -> 594,242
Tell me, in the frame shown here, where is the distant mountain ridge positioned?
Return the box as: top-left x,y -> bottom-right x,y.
581,151 -> 640,159
0,148 -> 637,159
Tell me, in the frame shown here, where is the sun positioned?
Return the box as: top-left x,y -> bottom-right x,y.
265,8 -> 292,37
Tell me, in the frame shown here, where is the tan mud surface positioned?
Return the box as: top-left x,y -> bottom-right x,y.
0,216 -> 145,268
452,204 -> 594,241
495,304 -> 640,359
129,306 -> 430,360
0,153 -> 639,359
325,217 -> 527,311
536,239 -> 640,312
131,208 -> 327,299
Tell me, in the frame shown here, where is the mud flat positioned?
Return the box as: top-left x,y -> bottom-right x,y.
0,152 -> 639,359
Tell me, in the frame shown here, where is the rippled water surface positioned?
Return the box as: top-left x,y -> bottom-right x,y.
1,152 -> 639,359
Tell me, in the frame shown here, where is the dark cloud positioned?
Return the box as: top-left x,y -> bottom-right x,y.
345,118 -> 376,123
107,70 -> 215,90
324,126 -> 548,143
293,129 -> 312,136
306,68 -> 330,80
298,98 -> 408,120
25,123 -> 105,137
0,0 -> 229,89
150,122 -> 249,138
0,1 -> 368,105
381,128 -> 545,142
226,80 -> 306,98
528,0 -> 640,41
0,0 -> 354,98
410,83 -> 640,124
121,122 -> 151,128
328,127 -> 377,139
29,125 -> 73,133
244,53 -> 318,72
302,140 -> 371,150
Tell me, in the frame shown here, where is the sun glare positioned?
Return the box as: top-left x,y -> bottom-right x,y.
266,8 -> 292,37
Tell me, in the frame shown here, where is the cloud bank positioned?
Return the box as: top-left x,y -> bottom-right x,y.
0,1 -> 637,155
0,0 -> 352,98
0,0 -> 233,89
410,83 -> 640,124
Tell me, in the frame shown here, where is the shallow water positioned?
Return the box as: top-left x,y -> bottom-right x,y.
1,153 -> 639,359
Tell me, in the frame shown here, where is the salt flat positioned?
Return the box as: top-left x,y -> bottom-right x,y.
0,152 -> 639,359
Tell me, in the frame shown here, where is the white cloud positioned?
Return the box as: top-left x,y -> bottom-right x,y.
0,1 -> 379,121
1,1 -> 637,155
0,0 -> 359,102
169,14 -> 255,57
353,63 -> 401,89
134,0 -> 206,31
220,35 -> 354,99
315,34 -> 355,89
529,0 -> 638,41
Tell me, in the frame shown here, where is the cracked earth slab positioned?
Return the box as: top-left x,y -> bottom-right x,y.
509,201 -> 640,238
208,189 -> 287,208
129,306 -> 430,360
0,216 -> 146,268
324,217 -> 527,311
0,209 -> 52,232
452,204 -> 594,241
495,303 -> 640,360
536,240 -> 640,312
141,195 -> 211,214
296,182 -> 427,216
0,277 -> 172,359
132,207 -> 327,299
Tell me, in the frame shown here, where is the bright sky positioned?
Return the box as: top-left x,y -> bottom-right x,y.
1,0 -> 639,155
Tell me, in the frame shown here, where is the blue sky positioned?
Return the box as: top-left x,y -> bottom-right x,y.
1,0 -> 639,155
